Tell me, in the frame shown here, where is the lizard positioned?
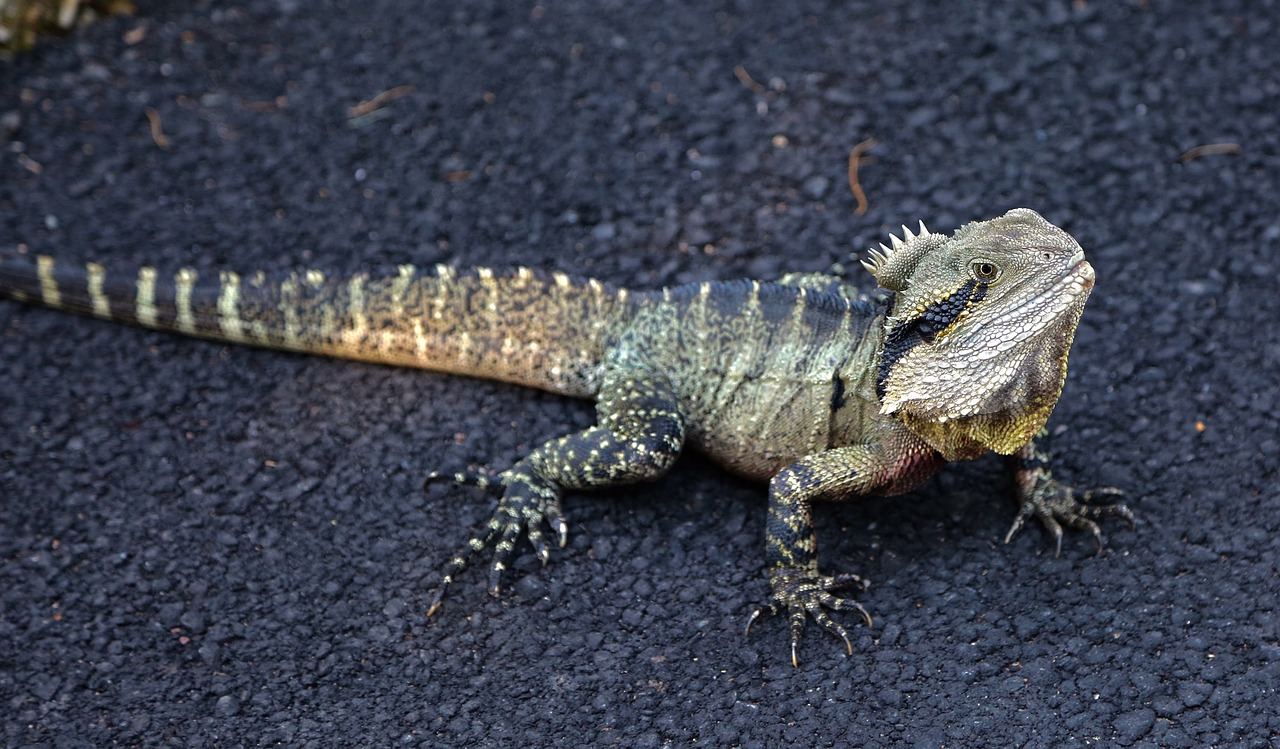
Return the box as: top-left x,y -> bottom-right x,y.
0,207 -> 1132,665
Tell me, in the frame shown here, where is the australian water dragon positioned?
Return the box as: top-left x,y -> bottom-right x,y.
0,208 -> 1132,665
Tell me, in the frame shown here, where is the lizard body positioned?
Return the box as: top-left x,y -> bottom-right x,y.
0,208 -> 1131,664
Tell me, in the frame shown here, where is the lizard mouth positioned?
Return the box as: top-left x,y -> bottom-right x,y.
1072,258 -> 1095,289
1072,264 -> 1094,312
1051,259 -> 1094,302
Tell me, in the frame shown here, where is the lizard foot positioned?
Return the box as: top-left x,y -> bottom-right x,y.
426,468 -> 567,616
744,566 -> 872,667
1004,480 -> 1134,557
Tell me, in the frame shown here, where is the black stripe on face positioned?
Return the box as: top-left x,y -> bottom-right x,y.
876,279 -> 988,400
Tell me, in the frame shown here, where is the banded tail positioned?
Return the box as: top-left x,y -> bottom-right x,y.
0,250 -> 637,397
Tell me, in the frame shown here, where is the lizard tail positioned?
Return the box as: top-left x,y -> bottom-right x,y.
0,251 -> 636,397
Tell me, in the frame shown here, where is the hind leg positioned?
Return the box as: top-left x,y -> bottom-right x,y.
427,368 -> 685,614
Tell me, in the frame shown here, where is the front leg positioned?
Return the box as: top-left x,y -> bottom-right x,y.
1004,429 -> 1134,555
746,439 -> 941,667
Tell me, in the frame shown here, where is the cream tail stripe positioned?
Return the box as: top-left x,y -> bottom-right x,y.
136,267 -> 158,327
37,256 -> 61,308
345,275 -> 368,343
175,268 -> 197,334
279,276 -> 301,347
391,264 -> 416,318
217,271 -> 246,342
382,265 -> 417,351
86,262 -> 111,319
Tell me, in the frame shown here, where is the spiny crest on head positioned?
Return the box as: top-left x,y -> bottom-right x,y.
861,221 -> 942,291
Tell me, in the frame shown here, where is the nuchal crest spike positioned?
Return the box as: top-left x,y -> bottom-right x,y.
861,220 -> 939,291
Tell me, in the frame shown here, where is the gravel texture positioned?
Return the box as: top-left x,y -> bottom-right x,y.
2,1 -> 1278,746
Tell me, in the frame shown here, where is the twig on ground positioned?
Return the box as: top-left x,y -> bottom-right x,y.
733,64 -> 765,93
145,106 -> 169,149
847,138 -> 877,216
1178,142 -> 1242,163
348,85 -> 415,119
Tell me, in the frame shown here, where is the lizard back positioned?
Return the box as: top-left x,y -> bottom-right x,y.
623,279 -> 887,479
0,251 -> 634,398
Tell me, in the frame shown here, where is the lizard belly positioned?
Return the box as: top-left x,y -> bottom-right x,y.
684,376 -> 835,481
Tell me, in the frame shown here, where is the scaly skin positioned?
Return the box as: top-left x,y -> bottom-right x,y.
0,208 -> 1132,665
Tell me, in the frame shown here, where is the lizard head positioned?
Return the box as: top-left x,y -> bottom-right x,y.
863,208 -> 1094,460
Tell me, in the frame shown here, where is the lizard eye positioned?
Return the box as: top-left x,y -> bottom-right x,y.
969,258 -> 1001,283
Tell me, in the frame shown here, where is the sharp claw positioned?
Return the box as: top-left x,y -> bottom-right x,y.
557,519 -> 569,548
1090,524 -> 1105,554
744,605 -> 774,637
791,641 -> 800,669
831,572 -> 868,592
1004,515 -> 1025,545
488,565 -> 504,597
426,592 -> 444,617
843,634 -> 853,656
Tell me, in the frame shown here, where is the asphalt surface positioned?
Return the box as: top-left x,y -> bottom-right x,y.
2,1 -> 1278,746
